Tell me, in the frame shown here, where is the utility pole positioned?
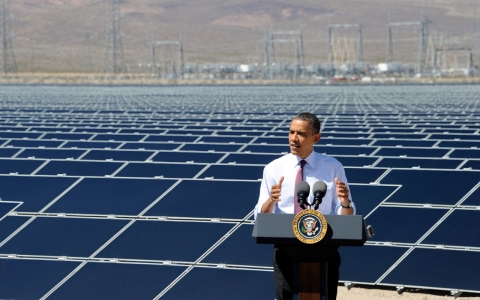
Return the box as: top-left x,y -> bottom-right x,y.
0,0 -> 17,76
104,0 -> 126,75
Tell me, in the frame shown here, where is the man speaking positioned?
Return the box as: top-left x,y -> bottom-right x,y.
254,112 -> 355,300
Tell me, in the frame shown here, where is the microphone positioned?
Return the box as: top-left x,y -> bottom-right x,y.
295,181 -> 310,210
312,181 -> 327,210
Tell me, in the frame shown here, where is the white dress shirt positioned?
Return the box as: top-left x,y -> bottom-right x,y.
254,151 -> 355,218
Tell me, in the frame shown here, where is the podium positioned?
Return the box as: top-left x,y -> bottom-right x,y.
252,213 -> 368,300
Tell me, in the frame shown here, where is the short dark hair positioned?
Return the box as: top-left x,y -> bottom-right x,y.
293,112 -> 321,134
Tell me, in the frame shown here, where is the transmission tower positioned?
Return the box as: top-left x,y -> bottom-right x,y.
327,23 -> 363,64
434,47 -> 474,77
103,0 -> 126,74
0,0 -> 17,76
150,33 -> 184,79
263,30 -> 304,80
386,15 -> 429,74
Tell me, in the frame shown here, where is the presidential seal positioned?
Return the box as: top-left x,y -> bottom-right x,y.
292,209 -> 328,244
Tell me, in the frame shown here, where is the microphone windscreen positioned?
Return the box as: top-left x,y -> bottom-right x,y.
295,181 -> 310,197
313,181 -> 327,197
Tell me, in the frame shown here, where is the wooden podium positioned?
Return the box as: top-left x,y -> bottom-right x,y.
252,214 -> 368,300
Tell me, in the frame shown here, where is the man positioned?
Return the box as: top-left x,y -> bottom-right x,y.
254,112 -> 355,300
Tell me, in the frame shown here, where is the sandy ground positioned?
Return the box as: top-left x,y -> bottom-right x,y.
337,285 -> 480,300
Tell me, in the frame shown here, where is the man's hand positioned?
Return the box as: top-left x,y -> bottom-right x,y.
261,176 -> 284,213
270,176 -> 284,202
335,177 -> 350,202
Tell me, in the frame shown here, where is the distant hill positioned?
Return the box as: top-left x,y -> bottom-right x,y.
6,0 -> 480,72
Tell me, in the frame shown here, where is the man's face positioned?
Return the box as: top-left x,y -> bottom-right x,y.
289,119 -> 321,159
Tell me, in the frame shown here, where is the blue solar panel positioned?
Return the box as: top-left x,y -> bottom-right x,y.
143,180 -> 259,219
6,139 -> 64,148
0,148 -> 20,158
376,157 -> 462,169
221,153 -> 281,165
460,188 -> 480,206
145,135 -> 198,143
151,151 -> 224,163
339,245 -> 409,283
36,160 -> 123,176
0,176 -> 78,212
0,132 -> 42,139
200,165 -> 264,180
17,149 -> 87,159
45,178 -> 176,216
380,248 -> 480,291
380,169 -> 480,205
92,134 -> 146,142
373,140 -> 437,147
115,162 -> 205,178
315,145 -> 377,156
201,224 -> 272,266
96,220 -> 234,261
43,133 -> 95,140
0,159 -> 46,175
160,267 -> 274,300
421,210 -> 480,247
81,149 -> 154,161
0,258 -> 81,300
62,141 -> 122,149
449,149 -> 480,159
0,217 -> 128,257
0,202 -> 20,220
243,144 -> 289,153
375,147 -> 450,158
344,167 -> 387,184
48,262 -> 186,300
349,184 -> 398,216
180,143 -> 243,152
199,136 -> 254,143
119,142 -> 180,151
365,207 -> 448,243
0,216 -> 30,243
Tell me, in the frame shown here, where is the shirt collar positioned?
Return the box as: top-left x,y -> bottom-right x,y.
292,151 -> 316,168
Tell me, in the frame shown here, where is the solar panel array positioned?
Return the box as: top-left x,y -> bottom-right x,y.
0,85 -> 479,299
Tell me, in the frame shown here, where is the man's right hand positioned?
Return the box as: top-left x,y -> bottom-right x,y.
270,176 -> 284,202
261,176 -> 284,213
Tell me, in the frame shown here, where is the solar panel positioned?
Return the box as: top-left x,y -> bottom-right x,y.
344,167 -> 387,184
62,141 -> 123,149
200,165 -> 264,180
380,248 -> 480,291
421,209 -> 480,247
145,135 -> 198,143
160,267 -> 274,300
115,162 -> 205,179
16,149 -> 87,159
375,147 -> 450,158
375,157 -> 462,169
339,245 -> 409,283
119,142 -> 181,151
365,206 -> 448,243
0,176 -> 78,212
36,160 -> 123,177
47,262 -> 187,300
201,224 -> 272,267
151,151 -> 224,163
96,220 -> 234,261
180,143 -> 244,152
80,149 -> 155,162
380,169 -> 479,205
44,178 -> 176,216
0,258 -> 81,300
0,159 -> 46,175
6,139 -> 65,148
143,180 -> 259,219
0,216 -> 129,257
